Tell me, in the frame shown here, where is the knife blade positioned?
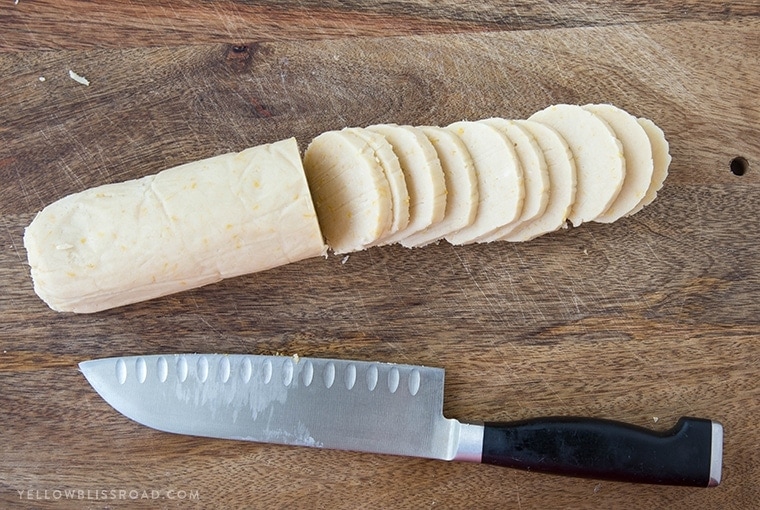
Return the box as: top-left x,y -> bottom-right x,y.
79,354 -> 722,487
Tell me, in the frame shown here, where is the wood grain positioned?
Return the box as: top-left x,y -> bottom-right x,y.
1,2 -> 759,508
2,0 -> 760,50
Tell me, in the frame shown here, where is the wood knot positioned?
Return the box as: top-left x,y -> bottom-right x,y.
224,42 -> 261,72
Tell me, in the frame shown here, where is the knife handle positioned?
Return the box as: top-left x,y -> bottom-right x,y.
480,416 -> 722,487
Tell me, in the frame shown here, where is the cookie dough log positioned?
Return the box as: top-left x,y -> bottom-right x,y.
23,137 -> 327,313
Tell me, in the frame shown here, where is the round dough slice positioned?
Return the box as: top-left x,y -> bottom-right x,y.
529,104 -> 625,226
476,118 -> 549,242
303,129 -> 393,254
500,120 -> 577,241
344,127 -> 410,243
627,117 -> 671,216
366,124 -> 447,245
445,121 -> 524,245
582,104 -> 654,223
400,126 -> 479,247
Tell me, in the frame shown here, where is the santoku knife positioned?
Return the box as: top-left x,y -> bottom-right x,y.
80,354 -> 722,487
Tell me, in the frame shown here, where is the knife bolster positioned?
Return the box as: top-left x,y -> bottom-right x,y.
451,422 -> 484,462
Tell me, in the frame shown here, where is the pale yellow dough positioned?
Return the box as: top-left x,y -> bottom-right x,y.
345,127 -> 410,243
476,118 -> 549,242
303,129 -> 393,254
529,104 -> 625,226
628,117 -> 671,216
366,124 -> 447,245
24,138 -> 326,313
401,126 -> 479,247
23,104 -> 671,313
583,104 -> 654,223
445,121 -> 524,245
500,120 -> 577,241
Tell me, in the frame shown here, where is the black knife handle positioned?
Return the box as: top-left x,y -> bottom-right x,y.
482,416 -> 722,486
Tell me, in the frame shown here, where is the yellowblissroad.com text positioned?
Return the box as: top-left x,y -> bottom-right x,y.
17,488 -> 200,502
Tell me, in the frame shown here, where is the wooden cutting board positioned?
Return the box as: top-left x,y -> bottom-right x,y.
1,2 -> 758,508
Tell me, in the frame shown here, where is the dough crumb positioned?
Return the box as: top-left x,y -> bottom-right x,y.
68,69 -> 90,86
341,255 -> 350,264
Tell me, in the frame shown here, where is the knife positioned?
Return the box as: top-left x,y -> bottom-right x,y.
79,354 -> 722,487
